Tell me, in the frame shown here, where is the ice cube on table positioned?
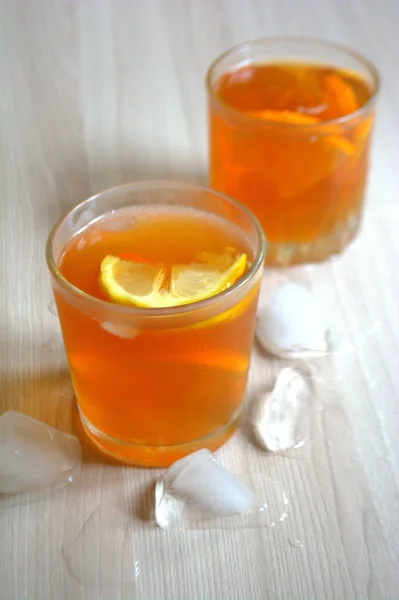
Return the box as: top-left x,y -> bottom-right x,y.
0,411 -> 81,494
251,368 -> 311,452
256,282 -> 330,359
155,449 -> 257,529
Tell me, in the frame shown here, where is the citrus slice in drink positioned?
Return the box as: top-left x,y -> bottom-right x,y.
244,107 -> 356,195
247,108 -> 355,155
99,253 -> 247,308
99,258 -> 167,307
323,73 -> 359,116
196,246 -> 240,270
246,109 -> 320,125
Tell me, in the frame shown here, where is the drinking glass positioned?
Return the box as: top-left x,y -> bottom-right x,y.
46,182 -> 265,466
207,37 -> 379,266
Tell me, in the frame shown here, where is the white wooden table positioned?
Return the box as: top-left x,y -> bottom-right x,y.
1,1 -> 398,599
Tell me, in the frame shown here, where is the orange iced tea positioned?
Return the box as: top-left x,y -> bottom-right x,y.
49,186 -> 264,466
208,39 -> 379,265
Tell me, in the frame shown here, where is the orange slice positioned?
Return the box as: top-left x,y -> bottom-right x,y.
246,109 -> 320,125
324,135 -> 356,156
324,73 -> 359,115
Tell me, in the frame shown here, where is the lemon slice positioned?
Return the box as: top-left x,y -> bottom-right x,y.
99,253 -> 247,308
196,247 -> 238,270
171,254 -> 247,304
99,256 -> 167,307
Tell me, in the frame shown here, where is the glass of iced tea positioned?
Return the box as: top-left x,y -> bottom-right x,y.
46,182 -> 265,466
207,37 -> 379,266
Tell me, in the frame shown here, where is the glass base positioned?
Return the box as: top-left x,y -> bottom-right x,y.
264,214 -> 360,267
79,409 -> 241,467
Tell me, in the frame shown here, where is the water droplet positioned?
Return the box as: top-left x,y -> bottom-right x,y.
41,334 -> 64,354
289,538 -> 304,549
278,512 -> 288,524
47,298 -> 58,317
134,560 -> 140,579
368,378 -> 382,391
293,440 -> 306,449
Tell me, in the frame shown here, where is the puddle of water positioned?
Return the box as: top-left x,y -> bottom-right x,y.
156,471 -> 290,532
0,473 -> 79,508
60,490 -> 290,597
62,504 -> 139,590
41,333 -> 64,355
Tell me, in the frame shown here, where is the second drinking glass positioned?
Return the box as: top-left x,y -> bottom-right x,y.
207,37 -> 379,266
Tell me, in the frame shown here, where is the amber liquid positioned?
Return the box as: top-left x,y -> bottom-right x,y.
56,206 -> 260,466
209,62 -> 374,265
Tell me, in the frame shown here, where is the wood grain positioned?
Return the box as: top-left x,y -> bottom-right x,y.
1,1 -> 398,599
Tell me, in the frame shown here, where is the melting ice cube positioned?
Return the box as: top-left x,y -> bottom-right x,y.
155,449 -> 258,530
251,368 -> 310,453
100,321 -> 139,339
0,411 -> 81,494
256,282 -> 330,359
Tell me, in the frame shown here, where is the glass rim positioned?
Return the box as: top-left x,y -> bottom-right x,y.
206,35 -> 380,129
46,180 -> 266,317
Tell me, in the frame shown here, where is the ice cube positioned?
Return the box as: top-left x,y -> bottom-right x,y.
155,449 -> 257,529
256,282 -> 330,359
0,411 -> 81,494
251,368 -> 310,453
100,321 -> 139,339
